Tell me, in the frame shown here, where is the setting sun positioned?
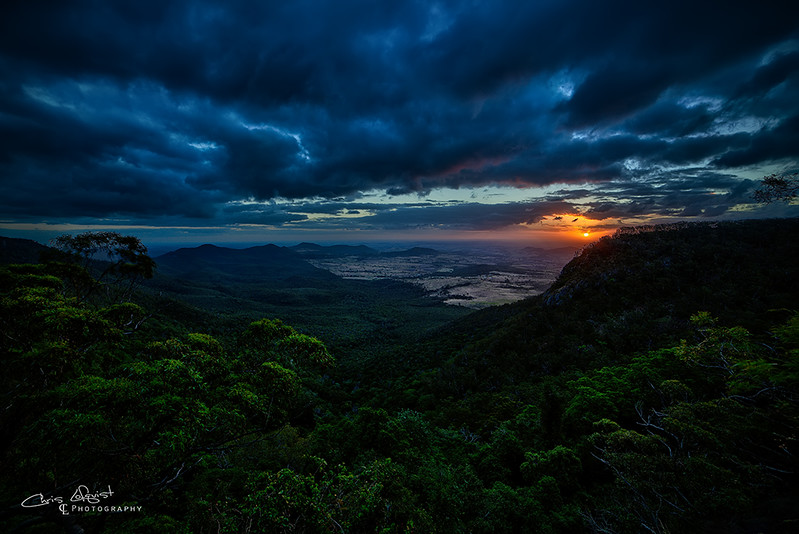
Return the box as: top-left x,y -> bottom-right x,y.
583,232 -> 590,237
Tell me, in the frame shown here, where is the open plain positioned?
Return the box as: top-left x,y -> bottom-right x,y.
306,246 -> 576,308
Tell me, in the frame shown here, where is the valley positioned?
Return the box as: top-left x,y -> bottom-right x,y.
300,244 -> 577,308
136,242 -> 576,367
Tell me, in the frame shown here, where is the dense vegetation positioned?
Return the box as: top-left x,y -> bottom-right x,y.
1,219 -> 798,533
143,242 -> 471,371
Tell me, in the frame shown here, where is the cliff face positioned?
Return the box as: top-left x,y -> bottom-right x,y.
540,219 -> 799,326
420,218 -> 799,389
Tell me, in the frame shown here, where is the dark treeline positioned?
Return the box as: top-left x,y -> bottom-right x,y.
1,219 -> 798,533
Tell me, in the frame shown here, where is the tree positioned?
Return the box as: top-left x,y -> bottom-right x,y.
0,259 -> 341,533
753,172 -> 798,203
47,231 -> 156,303
583,314 -> 799,533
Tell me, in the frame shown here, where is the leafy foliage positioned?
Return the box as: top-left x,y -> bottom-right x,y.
2,222 -> 799,532
47,231 -> 156,304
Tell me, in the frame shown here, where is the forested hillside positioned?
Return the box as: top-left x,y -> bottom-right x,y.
144,241 -> 471,367
1,219 -> 798,533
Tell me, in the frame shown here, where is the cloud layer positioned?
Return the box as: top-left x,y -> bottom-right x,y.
1,0 -> 798,236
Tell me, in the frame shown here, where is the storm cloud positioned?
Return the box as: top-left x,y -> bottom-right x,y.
1,0 -> 797,235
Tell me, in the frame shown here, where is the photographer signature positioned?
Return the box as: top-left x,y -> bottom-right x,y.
21,485 -> 114,508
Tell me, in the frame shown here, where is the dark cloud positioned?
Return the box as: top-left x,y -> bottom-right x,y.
562,65 -> 672,127
734,51 -> 799,100
713,114 -> 799,168
1,0 -> 798,234
620,99 -> 715,139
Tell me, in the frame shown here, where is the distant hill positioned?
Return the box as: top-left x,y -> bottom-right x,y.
155,243 -> 336,284
0,236 -> 49,264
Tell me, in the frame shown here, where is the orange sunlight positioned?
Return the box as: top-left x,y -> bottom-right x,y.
524,213 -> 613,244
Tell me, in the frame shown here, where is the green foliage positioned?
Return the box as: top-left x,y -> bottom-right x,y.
581,315 -> 799,533
521,445 -> 581,491
2,220 -> 799,533
0,264 -> 343,532
278,333 -> 335,369
47,231 -> 156,303
237,318 -> 335,375
50,231 -> 155,279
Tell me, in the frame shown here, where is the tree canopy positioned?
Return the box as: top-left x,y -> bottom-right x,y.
1,224 -> 798,532
46,231 -> 156,303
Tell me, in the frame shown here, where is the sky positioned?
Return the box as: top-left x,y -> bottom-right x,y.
1,0 -> 798,249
